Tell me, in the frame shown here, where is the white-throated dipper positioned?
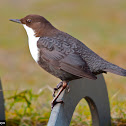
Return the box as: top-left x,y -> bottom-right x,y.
10,14 -> 126,109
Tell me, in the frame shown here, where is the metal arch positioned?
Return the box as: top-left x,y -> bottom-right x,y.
48,74 -> 111,126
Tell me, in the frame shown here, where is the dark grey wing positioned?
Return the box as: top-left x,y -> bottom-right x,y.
60,53 -> 97,80
37,37 -> 97,80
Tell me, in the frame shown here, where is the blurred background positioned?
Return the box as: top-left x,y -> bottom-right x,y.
0,0 -> 126,125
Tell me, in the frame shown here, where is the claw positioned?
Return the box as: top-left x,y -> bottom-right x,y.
53,88 -> 57,97
52,82 -> 63,97
53,92 -> 55,97
51,100 -> 64,110
66,85 -> 70,93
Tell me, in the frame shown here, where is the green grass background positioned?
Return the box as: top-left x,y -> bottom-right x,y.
0,0 -> 126,125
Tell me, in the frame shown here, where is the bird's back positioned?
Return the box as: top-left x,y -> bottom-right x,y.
37,31 -> 126,78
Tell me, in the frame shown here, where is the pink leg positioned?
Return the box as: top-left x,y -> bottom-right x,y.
51,81 -> 68,110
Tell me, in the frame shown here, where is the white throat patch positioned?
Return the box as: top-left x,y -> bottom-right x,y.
23,24 -> 40,62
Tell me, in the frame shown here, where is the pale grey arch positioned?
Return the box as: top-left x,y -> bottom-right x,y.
48,74 -> 111,126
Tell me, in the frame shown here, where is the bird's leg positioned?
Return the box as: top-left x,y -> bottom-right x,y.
53,81 -> 63,97
51,81 -> 68,110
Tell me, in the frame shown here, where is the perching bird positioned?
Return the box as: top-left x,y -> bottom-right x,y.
10,14 -> 126,109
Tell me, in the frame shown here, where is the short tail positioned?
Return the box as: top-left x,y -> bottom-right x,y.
104,63 -> 126,77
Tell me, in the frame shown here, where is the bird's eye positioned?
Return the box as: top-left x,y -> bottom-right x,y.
26,19 -> 31,23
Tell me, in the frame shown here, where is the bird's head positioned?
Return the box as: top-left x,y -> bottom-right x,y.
10,14 -> 56,37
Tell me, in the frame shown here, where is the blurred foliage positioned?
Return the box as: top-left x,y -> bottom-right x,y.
6,89 -> 50,126
0,0 -> 126,125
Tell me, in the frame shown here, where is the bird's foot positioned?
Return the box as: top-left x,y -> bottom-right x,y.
51,81 -> 68,110
53,81 -> 63,97
51,99 -> 64,110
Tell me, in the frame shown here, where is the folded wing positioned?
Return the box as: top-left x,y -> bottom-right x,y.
37,37 -> 97,80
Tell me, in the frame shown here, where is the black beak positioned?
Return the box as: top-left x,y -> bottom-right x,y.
9,19 -> 21,24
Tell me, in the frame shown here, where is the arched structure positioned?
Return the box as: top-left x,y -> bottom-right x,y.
48,74 -> 111,126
